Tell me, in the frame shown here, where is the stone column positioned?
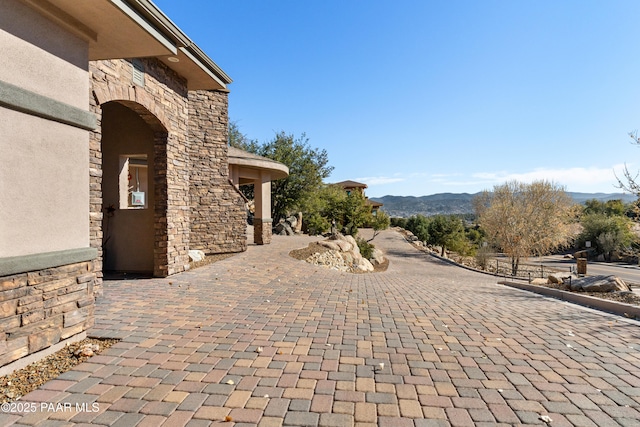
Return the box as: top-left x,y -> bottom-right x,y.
253,171 -> 272,245
188,90 -> 247,254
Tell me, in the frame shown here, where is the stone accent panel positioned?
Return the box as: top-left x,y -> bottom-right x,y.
188,90 -> 247,254
89,58 -> 191,279
0,262 -> 95,367
254,219 -> 273,245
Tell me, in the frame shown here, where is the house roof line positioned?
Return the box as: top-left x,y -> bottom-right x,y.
125,0 -> 233,85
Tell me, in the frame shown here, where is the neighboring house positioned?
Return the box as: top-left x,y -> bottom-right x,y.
0,0 -> 285,372
334,180 -> 384,215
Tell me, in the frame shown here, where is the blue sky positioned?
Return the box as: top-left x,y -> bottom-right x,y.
154,0 -> 640,197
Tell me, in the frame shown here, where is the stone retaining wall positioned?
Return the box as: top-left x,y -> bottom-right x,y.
0,262 -> 95,367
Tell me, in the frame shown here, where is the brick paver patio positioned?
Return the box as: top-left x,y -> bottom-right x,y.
2,229 -> 639,426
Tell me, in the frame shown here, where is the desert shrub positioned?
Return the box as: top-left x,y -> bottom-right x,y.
357,238 -> 375,260
475,245 -> 492,270
390,217 -> 407,228
305,212 -> 330,235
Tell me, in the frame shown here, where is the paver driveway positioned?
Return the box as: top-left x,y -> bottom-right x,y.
2,229 -> 639,426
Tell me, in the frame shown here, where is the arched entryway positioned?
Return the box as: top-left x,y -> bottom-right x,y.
100,101 -> 167,275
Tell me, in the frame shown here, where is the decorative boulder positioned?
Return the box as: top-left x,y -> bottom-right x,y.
531,278 -> 548,285
318,240 -> 341,251
355,257 -> 374,272
370,248 -> 385,265
274,221 -> 294,236
189,250 -> 205,263
547,273 -> 578,284
570,275 -> 631,293
305,233 -> 383,273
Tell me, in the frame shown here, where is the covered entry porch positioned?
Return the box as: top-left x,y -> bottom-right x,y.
228,147 -> 289,245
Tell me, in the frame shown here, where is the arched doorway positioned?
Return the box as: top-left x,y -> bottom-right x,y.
101,101 -> 166,275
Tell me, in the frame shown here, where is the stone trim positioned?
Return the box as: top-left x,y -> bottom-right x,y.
188,90 -> 247,255
254,218 -> 273,245
0,332 -> 86,378
0,260 -> 95,368
0,80 -> 96,131
0,248 -> 98,277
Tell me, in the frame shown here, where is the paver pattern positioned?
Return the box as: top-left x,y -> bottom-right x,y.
2,229 -> 639,426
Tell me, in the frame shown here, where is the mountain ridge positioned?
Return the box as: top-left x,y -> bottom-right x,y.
370,192 -> 637,218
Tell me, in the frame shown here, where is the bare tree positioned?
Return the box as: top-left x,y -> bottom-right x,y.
474,180 -> 574,275
616,132 -> 640,216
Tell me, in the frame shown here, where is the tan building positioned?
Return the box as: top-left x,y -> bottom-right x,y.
334,180 -> 384,214
0,0 -> 285,372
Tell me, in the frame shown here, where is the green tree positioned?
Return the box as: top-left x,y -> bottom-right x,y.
427,215 -> 465,256
370,211 -> 391,241
577,213 -> 634,259
475,180 -> 574,275
405,215 -> 430,242
390,217 -> 407,228
583,199 -> 626,217
341,190 -> 373,236
229,125 -> 334,223
228,120 -> 259,152
260,132 -> 333,222
303,184 -> 345,235
302,184 -> 373,237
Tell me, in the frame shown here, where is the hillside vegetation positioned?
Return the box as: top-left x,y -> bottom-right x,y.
372,192 -> 636,218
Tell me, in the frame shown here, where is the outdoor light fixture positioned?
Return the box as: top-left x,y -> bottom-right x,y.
167,56 -> 179,62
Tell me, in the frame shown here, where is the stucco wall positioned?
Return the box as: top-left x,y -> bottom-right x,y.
0,0 -> 95,370
0,0 -> 88,109
0,0 -> 90,258
0,108 -> 89,257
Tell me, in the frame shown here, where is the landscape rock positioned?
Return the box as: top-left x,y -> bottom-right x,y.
317,240 -> 341,251
548,273 -> 577,284
370,249 -> 385,265
188,250 -> 206,263
293,212 -> 303,233
304,233 -> 384,273
570,275 -> 631,293
334,239 -> 353,252
306,251 -> 349,272
355,257 -> 374,272
531,278 -> 548,285
274,221 -> 294,236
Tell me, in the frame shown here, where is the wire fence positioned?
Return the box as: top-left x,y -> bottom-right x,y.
480,258 -> 574,282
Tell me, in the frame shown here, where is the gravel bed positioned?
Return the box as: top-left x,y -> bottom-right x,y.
0,338 -> 118,403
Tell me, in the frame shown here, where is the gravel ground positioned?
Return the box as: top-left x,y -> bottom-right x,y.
0,338 -> 118,403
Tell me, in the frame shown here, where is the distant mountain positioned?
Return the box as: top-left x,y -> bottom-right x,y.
370,192 -> 637,218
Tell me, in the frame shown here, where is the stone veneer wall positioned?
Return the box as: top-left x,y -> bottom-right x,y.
0,262 -> 94,367
89,58 -> 191,279
188,90 -> 247,254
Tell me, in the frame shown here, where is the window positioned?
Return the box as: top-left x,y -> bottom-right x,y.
119,155 -> 148,209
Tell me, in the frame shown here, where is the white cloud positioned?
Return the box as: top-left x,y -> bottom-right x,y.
471,166 -> 624,190
355,176 -> 406,185
360,165 -> 631,196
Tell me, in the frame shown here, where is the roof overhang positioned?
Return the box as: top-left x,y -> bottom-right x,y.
228,147 -> 289,183
22,0 -> 232,90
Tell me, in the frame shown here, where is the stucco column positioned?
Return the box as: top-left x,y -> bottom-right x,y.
253,171 -> 272,245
